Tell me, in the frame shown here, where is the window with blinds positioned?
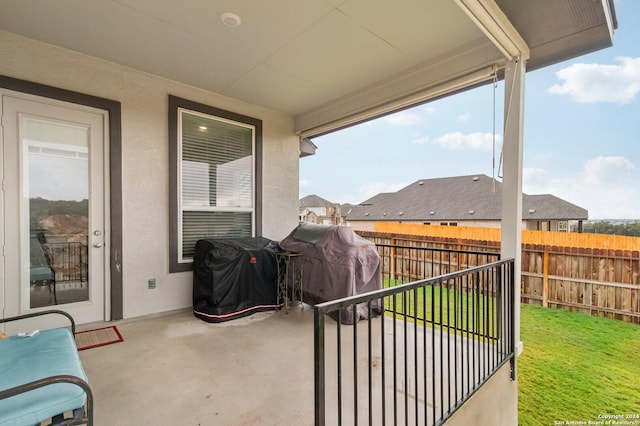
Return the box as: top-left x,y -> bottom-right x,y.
178,109 -> 255,261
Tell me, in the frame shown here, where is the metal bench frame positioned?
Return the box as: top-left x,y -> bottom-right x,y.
0,310 -> 93,426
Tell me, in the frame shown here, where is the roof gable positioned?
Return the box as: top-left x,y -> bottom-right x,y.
300,194 -> 334,208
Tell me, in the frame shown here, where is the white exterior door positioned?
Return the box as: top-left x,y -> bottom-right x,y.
1,93 -> 109,330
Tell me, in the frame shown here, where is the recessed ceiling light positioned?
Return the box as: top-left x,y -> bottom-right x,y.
221,12 -> 241,28
199,126 -> 207,131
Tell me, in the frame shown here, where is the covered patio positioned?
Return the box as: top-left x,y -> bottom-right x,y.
76,245 -> 514,425
0,0 -> 616,424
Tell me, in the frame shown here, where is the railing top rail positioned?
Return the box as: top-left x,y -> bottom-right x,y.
374,243 -> 500,258
314,258 -> 514,314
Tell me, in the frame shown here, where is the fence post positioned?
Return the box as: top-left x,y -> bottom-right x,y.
542,251 -> 549,308
390,238 -> 397,281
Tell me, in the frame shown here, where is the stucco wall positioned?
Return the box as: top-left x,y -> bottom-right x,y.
446,363 -> 518,426
0,30 -> 300,319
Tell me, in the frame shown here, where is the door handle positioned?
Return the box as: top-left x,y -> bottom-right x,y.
94,242 -> 103,248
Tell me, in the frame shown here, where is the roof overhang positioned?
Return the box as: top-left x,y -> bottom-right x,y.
0,0 -> 616,137
455,0 -> 530,61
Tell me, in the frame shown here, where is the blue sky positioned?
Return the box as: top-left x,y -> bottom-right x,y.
300,0 -> 640,220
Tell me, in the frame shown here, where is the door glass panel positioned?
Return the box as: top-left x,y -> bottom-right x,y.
24,117 -> 90,308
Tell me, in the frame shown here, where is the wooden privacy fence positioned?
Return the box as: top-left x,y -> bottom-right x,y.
359,226 -> 640,324
366,236 -> 500,283
522,245 -> 639,323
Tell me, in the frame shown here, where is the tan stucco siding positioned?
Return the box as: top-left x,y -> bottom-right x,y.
446,363 -> 518,426
0,30 -> 299,319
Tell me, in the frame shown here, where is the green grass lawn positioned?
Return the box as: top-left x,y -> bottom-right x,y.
382,279 -> 640,424
383,279 -> 498,336
518,304 -> 640,425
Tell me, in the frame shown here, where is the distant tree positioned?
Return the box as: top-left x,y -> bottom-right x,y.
582,221 -> 640,237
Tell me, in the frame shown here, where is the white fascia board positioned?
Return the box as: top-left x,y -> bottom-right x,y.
455,0 -> 530,61
601,0 -> 616,42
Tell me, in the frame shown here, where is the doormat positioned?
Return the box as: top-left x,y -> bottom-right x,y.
75,326 -> 123,351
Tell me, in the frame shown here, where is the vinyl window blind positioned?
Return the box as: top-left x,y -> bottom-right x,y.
179,109 -> 254,260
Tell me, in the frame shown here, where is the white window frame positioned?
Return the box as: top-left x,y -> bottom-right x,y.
169,96 -> 262,273
177,108 -> 256,263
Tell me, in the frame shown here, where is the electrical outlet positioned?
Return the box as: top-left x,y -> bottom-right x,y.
148,278 -> 156,289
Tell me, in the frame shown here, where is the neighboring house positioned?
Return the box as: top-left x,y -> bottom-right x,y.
299,195 -> 342,225
340,203 -> 355,224
0,2 -> 616,425
299,208 -> 319,224
345,175 -> 588,232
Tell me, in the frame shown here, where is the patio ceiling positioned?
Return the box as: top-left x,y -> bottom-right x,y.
0,0 -> 615,136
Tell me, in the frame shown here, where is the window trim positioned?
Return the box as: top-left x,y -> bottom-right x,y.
169,95 -> 262,273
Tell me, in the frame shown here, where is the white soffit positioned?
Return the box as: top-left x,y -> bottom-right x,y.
1,0 -> 615,138
295,65 -> 496,138
294,0 -> 531,137
455,0 -> 530,61
294,40 -> 502,138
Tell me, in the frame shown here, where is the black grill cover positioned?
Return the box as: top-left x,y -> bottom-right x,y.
193,237 -> 280,323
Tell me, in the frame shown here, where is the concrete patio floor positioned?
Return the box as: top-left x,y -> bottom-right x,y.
78,305 -> 318,425
76,303 -> 503,425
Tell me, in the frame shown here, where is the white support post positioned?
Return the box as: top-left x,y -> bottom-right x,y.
501,56 -> 525,359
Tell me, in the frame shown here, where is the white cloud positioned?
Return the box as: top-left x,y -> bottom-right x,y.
548,57 -> 640,103
379,106 -> 435,126
433,132 -> 501,152
458,111 -> 471,122
523,156 -> 640,219
423,106 -> 436,115
298,179 -> 312,197
411,133 -> 430,145
582,156 -> 635,185
522,168 -> 550,189
380,110 -> 422,126
346,181 -> 407,204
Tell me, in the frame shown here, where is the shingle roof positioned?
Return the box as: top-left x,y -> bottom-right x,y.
299,194 -> 333,208
344,174 -> 588,221
340,203 -> 355,216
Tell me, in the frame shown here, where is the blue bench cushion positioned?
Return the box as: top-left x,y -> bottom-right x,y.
0,328 -> 88,426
